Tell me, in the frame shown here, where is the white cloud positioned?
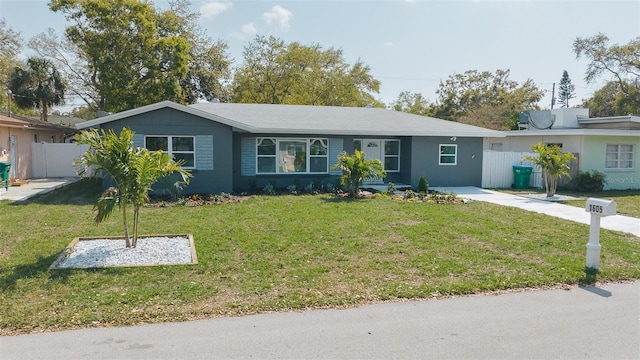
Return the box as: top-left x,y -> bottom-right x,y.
263,5 -> 293,30
242,23 -> 257,35
383,41 -> 394,48
199,1 -> 233,19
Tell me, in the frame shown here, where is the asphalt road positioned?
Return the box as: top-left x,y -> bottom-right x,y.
2,281 -> 639,359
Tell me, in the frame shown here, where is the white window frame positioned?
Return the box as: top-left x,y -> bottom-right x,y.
144,135 -> 196,169
439,144 -> 458,165
383,140 -> 400,172
255,137 -> 329,174
605,144 -> 634,170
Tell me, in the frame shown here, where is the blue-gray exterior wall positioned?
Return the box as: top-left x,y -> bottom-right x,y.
97,107 -> 234,194
410,136 -> 484,187
88,107 -> 484,193
233,135 -> 414,191
233,133 -> 347,191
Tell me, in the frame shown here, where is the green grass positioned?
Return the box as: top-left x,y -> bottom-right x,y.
1,179 -> 639,335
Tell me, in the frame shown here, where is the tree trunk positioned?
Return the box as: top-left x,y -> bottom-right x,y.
122,203 -> 131,248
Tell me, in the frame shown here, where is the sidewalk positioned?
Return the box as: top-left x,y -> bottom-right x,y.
434,186 -> 640,237
0,177 -> 80,202
1,281 -> 638,359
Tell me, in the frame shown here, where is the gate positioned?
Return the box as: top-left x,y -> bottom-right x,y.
32,143 -> 89,178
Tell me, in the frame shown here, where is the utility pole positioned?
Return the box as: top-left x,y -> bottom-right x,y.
550,83 -> 556,109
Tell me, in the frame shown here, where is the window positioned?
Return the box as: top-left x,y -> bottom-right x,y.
309,139 -> 328,173
33,134 -> 38,143
606,144 -> 634,169
490,143 -> 503,151
145,136 -> 195,168
439,144 -> 457,165
280,139 -> 307,173
384,140 -> 400,172
546,143 -> 563,149
256,138 -> 328,174
257,138 -> 276,173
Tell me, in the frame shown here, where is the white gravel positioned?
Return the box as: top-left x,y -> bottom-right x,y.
54,236 -> 194,269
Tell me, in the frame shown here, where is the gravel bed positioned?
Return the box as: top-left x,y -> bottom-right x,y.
55,236 -> 194,269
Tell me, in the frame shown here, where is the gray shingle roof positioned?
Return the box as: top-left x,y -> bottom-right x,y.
189,102 -> 503,137
77,100 -> 504,138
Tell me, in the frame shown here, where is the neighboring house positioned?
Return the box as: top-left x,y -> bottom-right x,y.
484,108 -> 640,190
76,101 -> 503,194
0,113 -> 77,180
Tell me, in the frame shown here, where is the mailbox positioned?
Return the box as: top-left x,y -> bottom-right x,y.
585,198 -> 616,217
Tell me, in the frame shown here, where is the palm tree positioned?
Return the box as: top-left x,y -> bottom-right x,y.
331,150 -> 386,197
9,57 -> 65,121
75,128 -> 191,248
522,142 -> 576,197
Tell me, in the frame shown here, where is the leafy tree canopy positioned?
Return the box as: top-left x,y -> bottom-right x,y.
232,35 -> 383,107
581,80 -> 640,117
574,33 -> 640,114
0,18 -> 23,110
391,91 -> 435,116
430,69 -> 543,130
45,0 -> 194,112
9,57 -> 66,121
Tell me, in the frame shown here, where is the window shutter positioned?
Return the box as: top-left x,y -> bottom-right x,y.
329,138 -> 343,175
195,135 -> 213,170
241,137 -> 256,176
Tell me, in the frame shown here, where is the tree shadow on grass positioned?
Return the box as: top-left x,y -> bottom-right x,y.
0,253 -> 62,290
1,252 -> 132,291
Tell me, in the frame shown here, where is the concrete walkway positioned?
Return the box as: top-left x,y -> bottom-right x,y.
433,186 -> 640,238
0,177 -> 80,202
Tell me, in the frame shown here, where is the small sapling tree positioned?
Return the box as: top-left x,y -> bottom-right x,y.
522,142 -> 576,197
331,150 -> 386,197
75,128 -> 191,248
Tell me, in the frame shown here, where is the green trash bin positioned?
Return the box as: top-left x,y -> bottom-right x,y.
512,165 -> 532,189
0,162 -> 10,190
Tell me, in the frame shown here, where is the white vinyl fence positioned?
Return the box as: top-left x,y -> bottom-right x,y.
482,150 -> 543,189
32,142 -> 89,178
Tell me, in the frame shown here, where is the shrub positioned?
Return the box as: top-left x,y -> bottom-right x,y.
571,170 -> 607,192
418,175 -> 429,194
385,182 -> 397,196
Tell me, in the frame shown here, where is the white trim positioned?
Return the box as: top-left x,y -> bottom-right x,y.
605,144 -> 634,170
144,135 -> 196,169
354,138 -> 401,173
255,137 -> 329,175
439,144 -> 458,166
76,100 -> 254,131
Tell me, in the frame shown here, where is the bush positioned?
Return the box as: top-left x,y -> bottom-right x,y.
418,175 -> 429,194
571,170 -> 607,192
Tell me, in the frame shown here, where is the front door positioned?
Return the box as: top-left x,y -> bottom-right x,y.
362,140 -> 384,184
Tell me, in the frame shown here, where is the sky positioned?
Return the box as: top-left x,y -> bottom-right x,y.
1,0 -> 639,112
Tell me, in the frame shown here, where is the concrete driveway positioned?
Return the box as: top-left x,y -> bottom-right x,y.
434,186 -> 640,237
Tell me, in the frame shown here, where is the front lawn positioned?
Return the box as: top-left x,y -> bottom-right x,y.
1,179 -> 639,335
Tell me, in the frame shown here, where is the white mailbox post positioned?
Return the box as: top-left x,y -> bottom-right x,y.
585,198 -> 617,270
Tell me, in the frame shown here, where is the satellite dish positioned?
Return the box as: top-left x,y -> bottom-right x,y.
521,110 -> 555,130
